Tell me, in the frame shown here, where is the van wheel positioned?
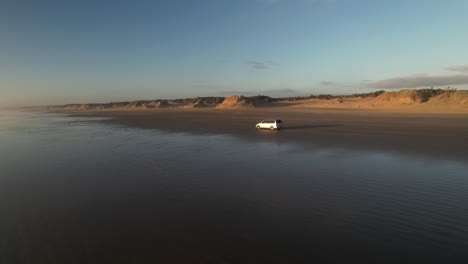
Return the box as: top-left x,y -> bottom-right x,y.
270,126 -> 275,131
256,125 -> 261,129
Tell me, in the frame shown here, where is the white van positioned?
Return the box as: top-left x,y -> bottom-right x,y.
256,120 -> 283,130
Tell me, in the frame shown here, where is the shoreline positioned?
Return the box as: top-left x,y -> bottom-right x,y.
66,107 -> 468,162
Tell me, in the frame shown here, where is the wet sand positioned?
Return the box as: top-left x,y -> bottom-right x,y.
3,111 -> 468,263
85,108 -> 468,161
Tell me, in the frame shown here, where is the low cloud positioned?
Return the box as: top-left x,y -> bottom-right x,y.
192,83 -> 233,91
263,88 -> 296,93
443,65 -> 468,73
218,88 -> 296,97
247,61 -> 269,70
218,90 -> 253,96
367,73 -> 468,89
320,81 -> 336,86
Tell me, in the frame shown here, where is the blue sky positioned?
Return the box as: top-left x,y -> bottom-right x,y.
1,0 -> 468,106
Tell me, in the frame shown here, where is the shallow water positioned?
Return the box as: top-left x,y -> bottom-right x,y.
1,111 -> 467,263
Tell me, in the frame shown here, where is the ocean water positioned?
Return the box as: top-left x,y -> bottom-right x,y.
1,111 -> 467,263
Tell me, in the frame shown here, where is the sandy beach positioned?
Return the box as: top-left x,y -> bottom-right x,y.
35,88 -> 468,162
83,107 -> 468,162
3,110 -> 468,263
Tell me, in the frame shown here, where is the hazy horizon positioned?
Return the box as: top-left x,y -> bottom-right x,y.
2,0 -> 468,107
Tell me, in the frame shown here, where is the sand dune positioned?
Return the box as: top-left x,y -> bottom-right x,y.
191,99 -> 206,108
216,96 -> 256,108
23,89 -> 468,113
425,90 -> 468,110
373,89 -> 424,105
283,89 -> 468,112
